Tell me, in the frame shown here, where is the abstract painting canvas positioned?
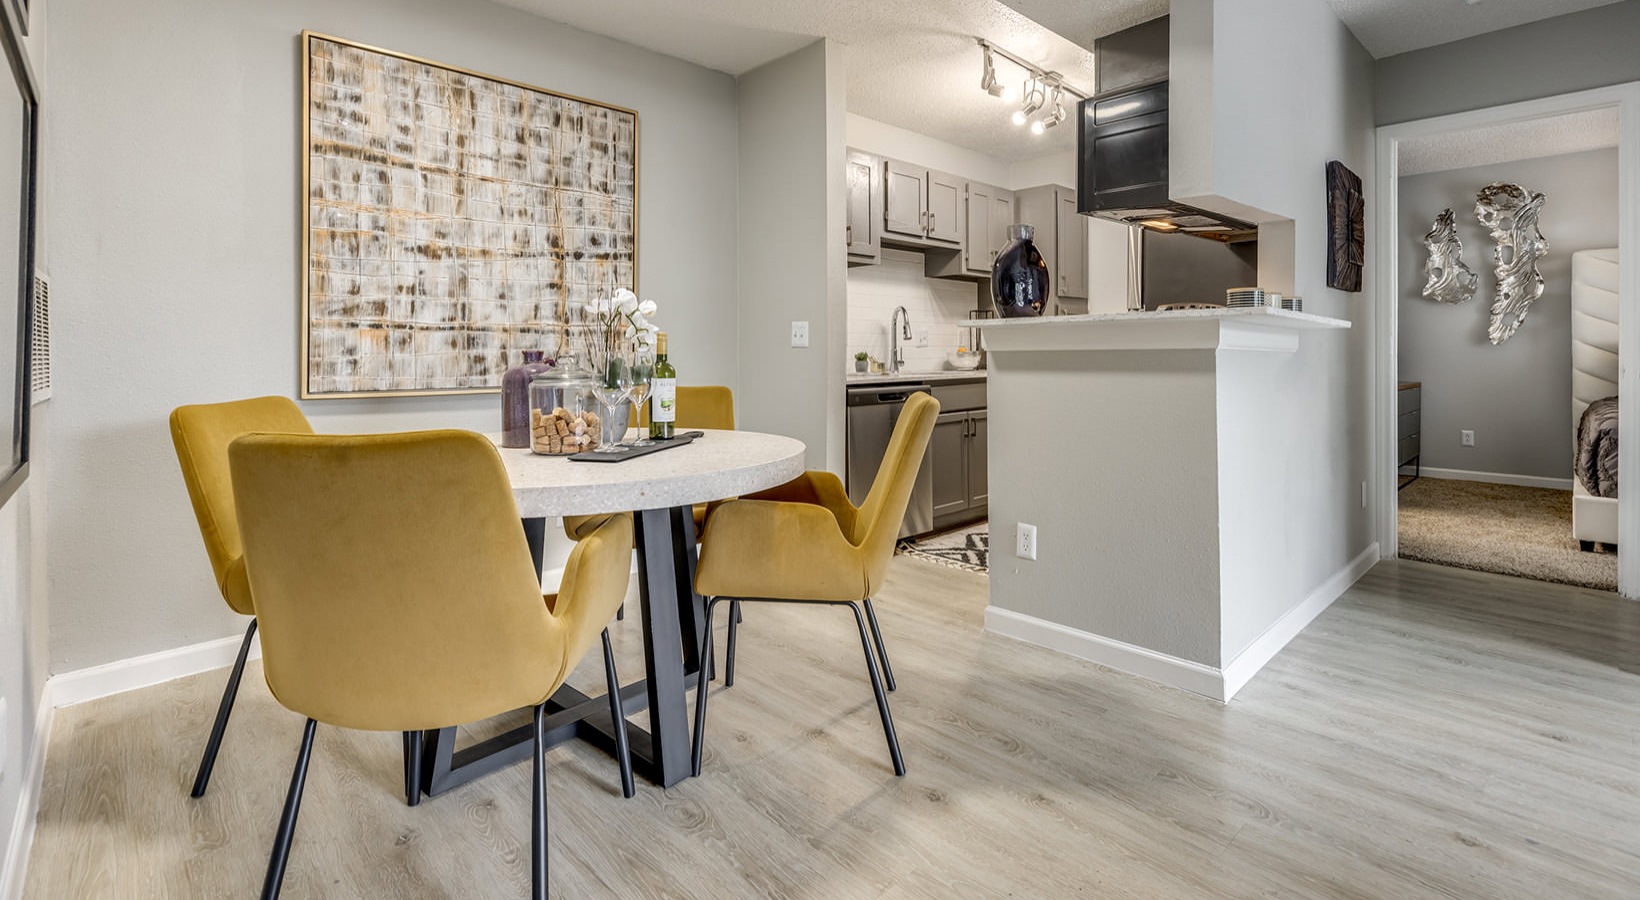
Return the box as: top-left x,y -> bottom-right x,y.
303,32 -> 637,397
1326,160 -> 1363,293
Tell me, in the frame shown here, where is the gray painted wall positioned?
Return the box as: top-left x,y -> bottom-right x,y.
736,40 -> 847,473
1377,0 -> 1640,125
44,0 -> 741,672
1398,148 -> 1618,479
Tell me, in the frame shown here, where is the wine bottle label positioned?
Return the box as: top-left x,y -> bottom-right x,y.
652,379 -> 677,422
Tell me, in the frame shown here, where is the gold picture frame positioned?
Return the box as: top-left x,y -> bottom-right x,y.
301,31 -> 639,398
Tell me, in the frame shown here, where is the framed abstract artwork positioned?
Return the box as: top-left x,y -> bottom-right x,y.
0,2 -> 35,510
1326,160 -> 1363,293
302,32 -> 638,398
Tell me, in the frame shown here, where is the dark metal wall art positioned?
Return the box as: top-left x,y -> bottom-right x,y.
1326,160 -> 1364,292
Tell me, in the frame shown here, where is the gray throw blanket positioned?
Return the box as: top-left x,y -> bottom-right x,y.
1576,396 -> 1619,498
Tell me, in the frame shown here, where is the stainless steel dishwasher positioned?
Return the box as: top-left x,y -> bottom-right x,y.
846,383 -> 934,538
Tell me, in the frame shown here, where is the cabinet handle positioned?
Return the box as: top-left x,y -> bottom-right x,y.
929,211 -> 936,234
1060,274 -> 1067,293
846,224 -> 853,244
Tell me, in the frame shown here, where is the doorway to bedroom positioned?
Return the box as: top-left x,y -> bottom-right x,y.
1375,84 -> 1640,596
1392,114 -> 1618,591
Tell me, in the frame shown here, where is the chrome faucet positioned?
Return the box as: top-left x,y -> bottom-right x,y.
889,306 -> 911,374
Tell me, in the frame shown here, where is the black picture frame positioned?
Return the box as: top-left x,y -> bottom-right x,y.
0,4 -> 36,511
1326,160 -> 1364,292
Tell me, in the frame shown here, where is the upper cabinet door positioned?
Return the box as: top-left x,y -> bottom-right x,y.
1056,189 -> 1088,299
925,170 -> 962,244
963,182 -> 992,273
990,189 -> 1015,267
883,160 -> 927,238
845,151 -> 879,262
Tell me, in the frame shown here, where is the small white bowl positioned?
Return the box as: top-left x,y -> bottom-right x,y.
947,351 -> 982,371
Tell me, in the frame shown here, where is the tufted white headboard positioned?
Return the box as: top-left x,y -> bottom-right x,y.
1572,247 -> 1620,430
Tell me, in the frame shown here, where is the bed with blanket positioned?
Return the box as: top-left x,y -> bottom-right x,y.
1572,248 -> 1619,550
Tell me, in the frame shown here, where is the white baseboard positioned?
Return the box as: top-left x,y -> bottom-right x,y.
1,688 -> 55,900
983,543 -> 1381,703
48,625 -> 261,710
1419,467 -> 1573,491
984,606 -> 1228,700
1221,542 -> 1379,700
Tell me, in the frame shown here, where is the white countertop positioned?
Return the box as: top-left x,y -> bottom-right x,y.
967,306 -> 1350,354
845,370 -> 987,385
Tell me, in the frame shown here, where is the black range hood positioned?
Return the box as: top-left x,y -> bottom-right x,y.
1075,18 -> 1256,242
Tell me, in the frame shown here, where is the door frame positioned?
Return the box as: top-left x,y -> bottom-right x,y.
1372,82 -> 1640,597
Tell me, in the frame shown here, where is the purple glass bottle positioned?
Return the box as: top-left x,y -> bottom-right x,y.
501,350 -> 553,448
991,224 -> 1049,318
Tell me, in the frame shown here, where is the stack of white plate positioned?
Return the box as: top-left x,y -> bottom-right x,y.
1281,296 -> 1303,312
1226,287 -> 1265,308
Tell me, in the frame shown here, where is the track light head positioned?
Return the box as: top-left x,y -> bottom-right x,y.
980,46 -> 1006,97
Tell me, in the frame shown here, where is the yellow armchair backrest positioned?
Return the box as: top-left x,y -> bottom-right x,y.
229,430 -> 629,732
169,396 -> 313,615
854,390 -> 939,587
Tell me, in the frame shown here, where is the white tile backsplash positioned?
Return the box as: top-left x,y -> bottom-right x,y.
847,248 -> 986,374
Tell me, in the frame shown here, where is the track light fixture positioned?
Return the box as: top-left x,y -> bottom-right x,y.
977,38 -> 1087,137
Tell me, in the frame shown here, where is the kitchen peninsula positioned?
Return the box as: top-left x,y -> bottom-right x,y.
972,306 -> 1353,701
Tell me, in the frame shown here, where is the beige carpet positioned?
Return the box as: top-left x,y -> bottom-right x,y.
1398,477 -> 1616,591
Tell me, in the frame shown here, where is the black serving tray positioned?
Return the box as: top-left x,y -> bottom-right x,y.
567,431 -> 704,463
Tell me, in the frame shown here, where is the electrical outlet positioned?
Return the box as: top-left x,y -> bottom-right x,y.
1016,523 -> 1037,560
1461,429 -> 1475,447
1361,481 -> 1368,509
915,328 -> 929,348
0,696 -> 7,779
790,320 -> 810,348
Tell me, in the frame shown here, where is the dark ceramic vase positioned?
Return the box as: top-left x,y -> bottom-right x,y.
501,350 -> 554,448
991,224 -> 1049,318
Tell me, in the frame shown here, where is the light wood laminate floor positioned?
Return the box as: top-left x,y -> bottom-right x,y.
23,558 -> 1640,898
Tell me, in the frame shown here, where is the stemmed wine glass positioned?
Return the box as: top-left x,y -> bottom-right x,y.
626,343 -> 656,446
590,340 -> 636,453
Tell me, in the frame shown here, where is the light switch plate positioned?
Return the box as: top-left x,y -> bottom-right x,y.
790,320 -> 810,348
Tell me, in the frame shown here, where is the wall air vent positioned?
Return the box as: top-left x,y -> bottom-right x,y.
30,270 -> 48,404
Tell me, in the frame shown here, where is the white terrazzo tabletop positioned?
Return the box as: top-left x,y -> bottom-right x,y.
488,430 -> 807,518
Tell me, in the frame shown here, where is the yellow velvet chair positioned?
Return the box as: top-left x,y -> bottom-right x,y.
230,430 -> 633,899
690,390 -> 939,778
169,396 -> 313,798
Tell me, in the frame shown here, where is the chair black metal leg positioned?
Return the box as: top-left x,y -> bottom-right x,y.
691,598 -> 720,777
262,718 -> 317,900
531,703 -> 549,900
847,603 -> 905,777
191,618 -> 258,798
617,602 -> 625,621
862,598 -> 896,692
402,731 -> 422,806
601,629 -> 635,798
725,599 -> 741,687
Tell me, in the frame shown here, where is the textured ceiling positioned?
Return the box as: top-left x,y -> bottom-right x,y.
486,0 -> 1623,163
1322,0 -> 1627,58
488,0 -> 1141,161
1399,107 -> 1619,176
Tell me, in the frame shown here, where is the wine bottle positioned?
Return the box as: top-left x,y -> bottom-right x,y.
649,332 -> 677,440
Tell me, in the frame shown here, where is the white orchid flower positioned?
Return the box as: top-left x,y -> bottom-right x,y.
637,299 -> 657,317
614,289 -> 640,315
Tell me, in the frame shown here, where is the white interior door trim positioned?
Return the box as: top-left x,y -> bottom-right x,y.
1372,81 -> 1640,598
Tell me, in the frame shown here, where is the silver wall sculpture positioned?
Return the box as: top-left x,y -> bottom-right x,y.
1420,208 -> 1478,304
1474,182 -> 1548,345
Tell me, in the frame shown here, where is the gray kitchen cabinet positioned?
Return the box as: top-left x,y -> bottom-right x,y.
931,380 -> 988,531
883,158 -> 962,246
846,149 -> 881,266
1016,184 -> 1089,310
1056,191 -> 1088,299
962,182 -> 1015,276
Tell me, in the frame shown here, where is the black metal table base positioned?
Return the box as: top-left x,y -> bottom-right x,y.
415,505 -> 707,801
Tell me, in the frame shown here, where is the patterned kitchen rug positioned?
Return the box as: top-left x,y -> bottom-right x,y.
897,523 -> 989,573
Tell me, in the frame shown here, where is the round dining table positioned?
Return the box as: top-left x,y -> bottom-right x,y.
416,429 -> 806,799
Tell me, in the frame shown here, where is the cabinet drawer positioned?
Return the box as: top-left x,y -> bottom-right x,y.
1397,409 -> 1420,441
1397,386 -> 1420,414
1398,435 -> 1420,467
931,381 -> 987,413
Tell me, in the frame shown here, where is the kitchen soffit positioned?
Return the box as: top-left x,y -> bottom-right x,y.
487,0 -> 1624,163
